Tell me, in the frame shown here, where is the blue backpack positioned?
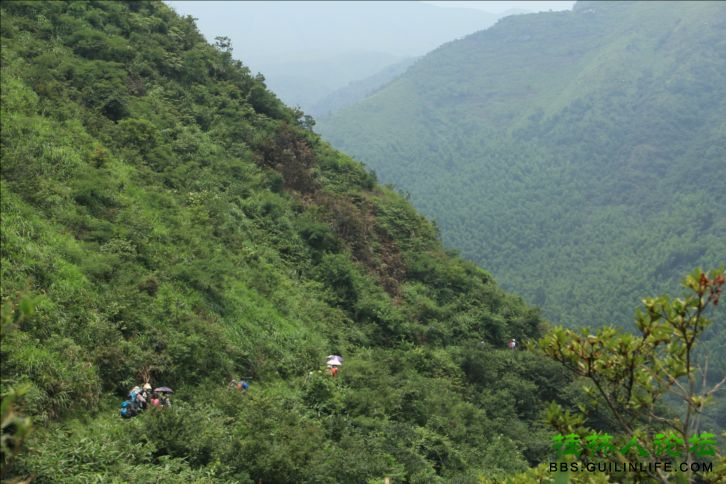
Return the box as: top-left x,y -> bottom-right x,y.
120,400 -> 134,418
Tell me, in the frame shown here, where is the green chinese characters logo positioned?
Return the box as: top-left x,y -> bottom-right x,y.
551,432 -> 717,460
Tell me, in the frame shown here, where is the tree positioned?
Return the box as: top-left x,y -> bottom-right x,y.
214,36 -> 232,53
538,268 -> 724,483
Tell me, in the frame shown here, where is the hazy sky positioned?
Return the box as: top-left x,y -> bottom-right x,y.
424,1 -> 575,13
166,0 -> 578,109
167,1 -> 507,61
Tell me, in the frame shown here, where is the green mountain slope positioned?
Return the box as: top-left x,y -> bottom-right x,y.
312,57 -> 418,118
318,0 -> 726,328
0,2 -> 573,481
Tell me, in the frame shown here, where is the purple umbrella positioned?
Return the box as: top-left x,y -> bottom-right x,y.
154,387 -> 174,394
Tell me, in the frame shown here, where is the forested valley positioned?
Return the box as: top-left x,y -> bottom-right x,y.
0,1 -> 723,483
319,1 -> 726,332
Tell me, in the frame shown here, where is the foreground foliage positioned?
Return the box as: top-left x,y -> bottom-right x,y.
539,269 -> 725,483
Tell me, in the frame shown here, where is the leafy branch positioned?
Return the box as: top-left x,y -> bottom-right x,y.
538,268 -> 724,483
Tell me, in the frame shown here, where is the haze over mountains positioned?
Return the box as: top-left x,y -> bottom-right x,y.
167,1 -> 511,114
319,0 -> 726,328
2,1 -> 724,481
312,57 -> 419,118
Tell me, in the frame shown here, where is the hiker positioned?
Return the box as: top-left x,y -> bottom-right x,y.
129,386 -> 143,411
131,385 -> 147,410
152,386 -> 173,408
136,391 -> 147,410
121,386 -> 142,419
149,386 -> 173,408
136,383 -> 153,410
507,338 -> 517,350
229,379 -> 249,392
326,354 -> 343,377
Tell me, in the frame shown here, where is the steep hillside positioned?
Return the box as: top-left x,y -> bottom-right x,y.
319,1 -> 726,328
0,2 -> 573,482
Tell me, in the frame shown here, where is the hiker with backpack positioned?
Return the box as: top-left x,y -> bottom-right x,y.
141,383 -> 152,406
229,377 -> 251,393
121,386 -> 139,419
129,386 -> 143,411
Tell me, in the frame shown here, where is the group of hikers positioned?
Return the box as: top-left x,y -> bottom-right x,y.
121,378 -> 253,418
120,383 -> 173,418
121,345 -> 515,418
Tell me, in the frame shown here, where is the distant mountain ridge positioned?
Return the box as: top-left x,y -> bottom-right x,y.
257,51 -> 409,112
319,0 -> 726,328
167,1 -> 506,112
312,57 -> 418,117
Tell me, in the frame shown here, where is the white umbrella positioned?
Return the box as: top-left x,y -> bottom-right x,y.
326,355 -> 343,366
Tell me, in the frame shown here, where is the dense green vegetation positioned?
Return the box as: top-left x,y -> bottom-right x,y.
319,1 -> 726,331
0,2 -> 581,481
